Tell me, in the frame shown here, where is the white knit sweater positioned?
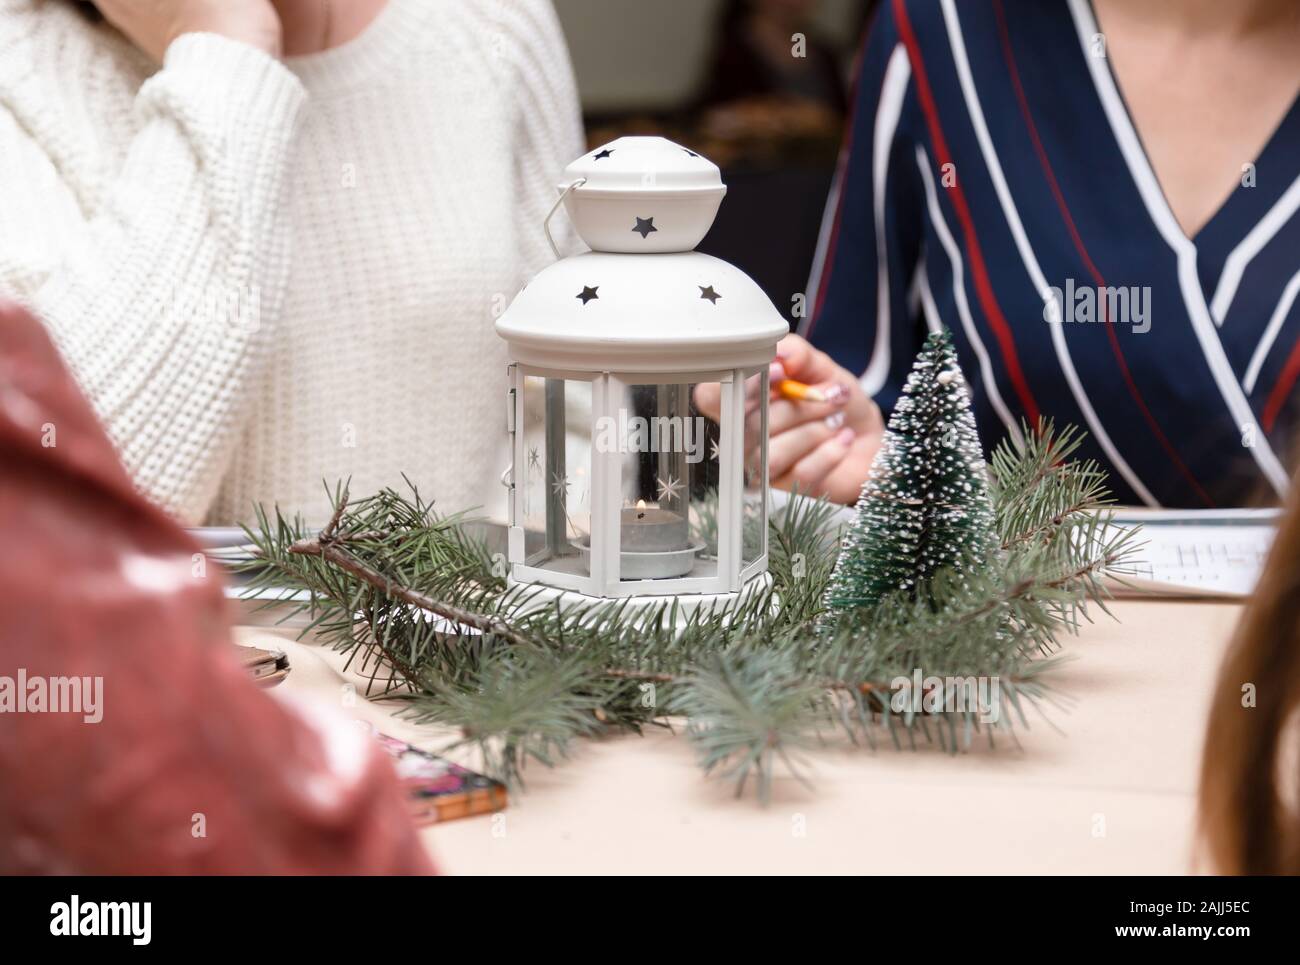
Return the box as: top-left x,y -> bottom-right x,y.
0,0 -> 583,525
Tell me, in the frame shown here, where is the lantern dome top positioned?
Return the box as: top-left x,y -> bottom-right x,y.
560,136 -> 726,253
564,135 -> 724,194
495,250 -> 788,372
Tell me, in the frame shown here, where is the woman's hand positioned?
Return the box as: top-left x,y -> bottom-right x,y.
93,0 -> 282,61
695,334 -> 884,505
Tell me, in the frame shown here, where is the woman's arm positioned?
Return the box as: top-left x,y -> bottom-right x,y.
802,3 -> 927,416
740,3 -> 928,503
498,0 -> 586,273
0,22 -> 304,523
94,0 -> 282,61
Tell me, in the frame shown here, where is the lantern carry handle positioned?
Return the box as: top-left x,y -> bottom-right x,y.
544,178 -> 587,260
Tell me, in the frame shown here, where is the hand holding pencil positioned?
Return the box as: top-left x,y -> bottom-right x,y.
774,377 -> 836,404
694,333 -> 884,505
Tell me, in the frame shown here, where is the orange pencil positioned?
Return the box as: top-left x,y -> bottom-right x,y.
774,378 -> 828,403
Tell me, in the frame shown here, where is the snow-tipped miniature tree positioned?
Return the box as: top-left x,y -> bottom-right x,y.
818,329 -> 999,626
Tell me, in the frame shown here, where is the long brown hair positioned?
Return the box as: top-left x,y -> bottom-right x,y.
1199,480 -> 1300,873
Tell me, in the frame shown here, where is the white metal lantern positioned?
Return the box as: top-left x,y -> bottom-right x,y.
496,136 -> 788,605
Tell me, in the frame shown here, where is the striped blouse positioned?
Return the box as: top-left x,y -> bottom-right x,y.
802,0 -> 1300,507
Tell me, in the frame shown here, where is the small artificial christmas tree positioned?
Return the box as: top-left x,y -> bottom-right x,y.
818,329 -> 999,626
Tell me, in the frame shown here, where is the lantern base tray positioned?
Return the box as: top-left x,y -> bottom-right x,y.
573,540 -> 704,580
507,570 -> 774,622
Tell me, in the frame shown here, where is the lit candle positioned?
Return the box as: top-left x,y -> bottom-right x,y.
620,499 -> 688,552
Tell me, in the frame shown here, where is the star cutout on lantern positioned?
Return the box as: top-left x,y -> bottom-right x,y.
709,438 -> 720,461
576,285 -> 599,305
551,471 -> 570,498
656,474 -> 684,503
699,285 -> 721,304
632,216 -> 657,239
527,445 -> 541,474
593,148 -> 614,160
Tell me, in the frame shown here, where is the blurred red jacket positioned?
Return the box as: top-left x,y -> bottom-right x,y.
0,300 -> 434,874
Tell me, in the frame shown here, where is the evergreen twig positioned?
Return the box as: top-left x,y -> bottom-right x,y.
239,362 -> 1139,803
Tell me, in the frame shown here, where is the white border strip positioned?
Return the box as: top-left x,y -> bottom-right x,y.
915,146 -> 1023,448
915,258 -> 943,335
860,44 -> 913,395
1211,173 -> 1300,325
1244,265 -> 1300,393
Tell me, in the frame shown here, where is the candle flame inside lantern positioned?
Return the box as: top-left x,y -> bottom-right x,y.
636,499 -> 646,510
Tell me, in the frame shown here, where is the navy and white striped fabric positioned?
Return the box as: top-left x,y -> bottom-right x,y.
802,0 -> 1300,507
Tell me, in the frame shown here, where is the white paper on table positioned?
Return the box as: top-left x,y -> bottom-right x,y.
769,492 -> 1280,602
1103,508 -> 1279,600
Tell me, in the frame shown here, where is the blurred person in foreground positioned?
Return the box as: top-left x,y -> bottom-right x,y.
0,0 -> 581,526
704,0 -> 1300,507
0,300 -> 432,874
1199,466 -> 1300,874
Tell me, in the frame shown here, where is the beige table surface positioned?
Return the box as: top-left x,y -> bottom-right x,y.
235,598 -> 1240,874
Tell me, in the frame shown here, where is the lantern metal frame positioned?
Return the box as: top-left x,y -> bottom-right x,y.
504,362 -> 769,599
495,136 -> 785,606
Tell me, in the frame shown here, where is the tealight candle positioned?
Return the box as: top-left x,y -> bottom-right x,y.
620,499 -> 688,552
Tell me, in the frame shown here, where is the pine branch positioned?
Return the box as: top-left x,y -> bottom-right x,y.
407,647 -> 607,788
236,409 -> 1142,801
671,650 -> 821,802
288,534 -> 536,648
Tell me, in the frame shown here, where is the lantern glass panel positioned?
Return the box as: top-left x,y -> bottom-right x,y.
613,381 -> 722,582
519,374 -> 593,577
742,366 -> 768,569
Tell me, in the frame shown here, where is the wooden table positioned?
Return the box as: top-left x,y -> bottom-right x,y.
235,598 -> 1240,874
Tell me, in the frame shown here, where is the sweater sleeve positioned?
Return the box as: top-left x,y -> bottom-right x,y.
497,0 -> 586,275
0,31 -> 306,524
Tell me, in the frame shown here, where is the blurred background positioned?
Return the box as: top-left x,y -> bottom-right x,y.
553,0 -> 876,325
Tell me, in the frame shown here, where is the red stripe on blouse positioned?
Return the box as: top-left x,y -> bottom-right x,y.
892,0 -> 1040,424
1262,335 -> 1300,432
